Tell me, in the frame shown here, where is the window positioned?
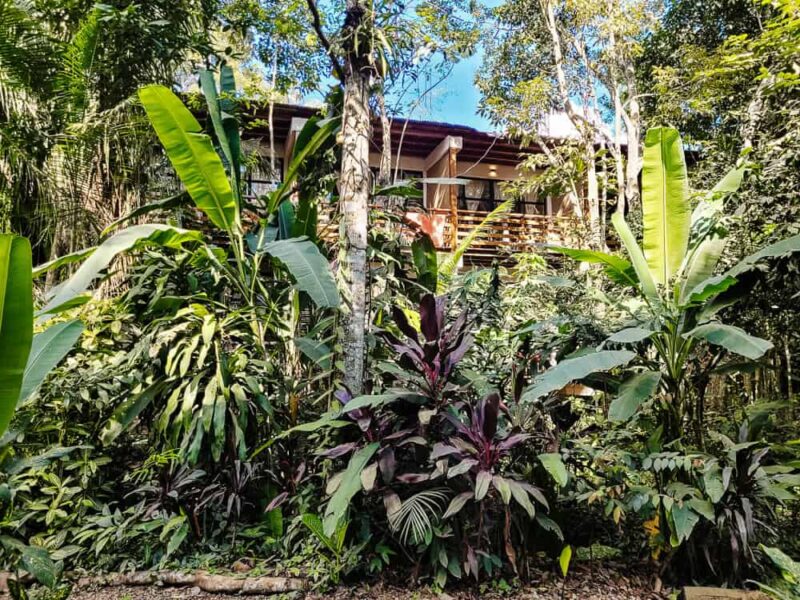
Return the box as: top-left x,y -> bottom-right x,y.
458,178 -> 546,215
244,159 -> 284,199
372,168 -> 424,208
458,178 -> 497,212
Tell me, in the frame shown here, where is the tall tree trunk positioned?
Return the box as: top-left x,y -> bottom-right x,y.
339,2 -> 372,395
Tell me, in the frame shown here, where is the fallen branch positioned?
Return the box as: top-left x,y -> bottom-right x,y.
0,570 -> 308,595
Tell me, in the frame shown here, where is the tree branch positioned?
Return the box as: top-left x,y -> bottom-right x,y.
305,0 -> 345,83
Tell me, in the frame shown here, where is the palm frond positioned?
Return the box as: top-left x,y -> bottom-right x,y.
438,198 -> 515,290
387,488 -> 449,546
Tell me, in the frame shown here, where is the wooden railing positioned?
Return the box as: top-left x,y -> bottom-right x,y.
430,208 -> 569,254
318,207 -> 571,260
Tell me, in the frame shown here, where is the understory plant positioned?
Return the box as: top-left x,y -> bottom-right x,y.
542,126 -> 800,582
294,293 -> 566,587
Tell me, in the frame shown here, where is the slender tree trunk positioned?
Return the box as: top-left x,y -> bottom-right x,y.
377,88 -> 392,188
339,2 -> 372,395
622,66 -> 641,213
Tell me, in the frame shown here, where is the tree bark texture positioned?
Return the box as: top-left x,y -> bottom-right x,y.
339,2 -> 372,395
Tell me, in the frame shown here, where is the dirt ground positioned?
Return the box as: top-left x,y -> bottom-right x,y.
66,565 -> 668,599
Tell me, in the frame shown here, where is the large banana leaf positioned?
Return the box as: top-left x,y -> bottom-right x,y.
19,320 -> 84,402
521,350 -> 636,403
39,225 -> 201,317
685,323 -> 773,360
199,68 -> 241,199
611,212 -> 659,303
679,164 -> 746,301
608,370 -> 662,422
138,85 -> 239,231
261,238 -> 340,308
679,235 -> 728,303
726,233 -> 800,278
641,127 -> 690,285
268,117 -> 341,215
0,235 -> 33,436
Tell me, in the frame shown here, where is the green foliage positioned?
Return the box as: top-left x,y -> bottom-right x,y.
138,85 -> 240,232
0,235 -> 33,435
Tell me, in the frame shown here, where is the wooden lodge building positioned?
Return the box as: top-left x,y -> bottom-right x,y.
240,103 -> 580,262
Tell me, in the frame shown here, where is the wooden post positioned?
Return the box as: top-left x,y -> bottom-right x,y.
448,146 -> 458,251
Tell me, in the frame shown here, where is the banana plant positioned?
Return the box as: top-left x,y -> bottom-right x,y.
532,126 -> 800,444
37,67 -> 341,333
0,235 -> 83,434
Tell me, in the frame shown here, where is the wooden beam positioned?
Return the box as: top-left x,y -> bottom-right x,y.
448,145 -> 459,251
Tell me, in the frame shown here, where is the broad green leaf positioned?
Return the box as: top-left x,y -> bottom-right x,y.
138,85 -> 238,231
277,201 -> 296,240
703,467 -> 725,503
31,246 -> 96,279
323,443 -> 379,536
261,238 -> 339,308
218,66 -> 241,174
302,513 -> 338,553
685,323 -> 773,360
166,522 -> 188,557
536,513 -> 564,539
411,234 -> 438,293
611,212 -> 659,302
507,480 -> 536,518
669,503 -> 699,545
268,117 -> 340,214
101,192 -> 191,237
687,498 -> 715,521
538,453 -> 568,487
492,475 -> 511,504
683,274 -> 738,305
475,470 -> 491,500
101,381 -> 168,445
609,371 -> 662,422
443,491 -> 472,519
760,545 -> 800,584
641,127 -> 690,284
0,235 -> 33,437
199,69 -> 239,193
680,235 -> 728,302
690,164 -> 745,228
521,350 -> 636,402
295,337 -> 332,369
605,327 -> 653,344
21,545 -> 57,588
19,320 -> 83,401
559,545 -> 572,578
39,225 -> 201,317
550,247 -> 638,287
726,233 -> 800,278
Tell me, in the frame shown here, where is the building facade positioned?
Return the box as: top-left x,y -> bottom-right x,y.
241,103 -> 580,262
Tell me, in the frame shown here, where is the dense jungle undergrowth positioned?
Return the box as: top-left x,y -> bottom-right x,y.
1,0 -> 800,598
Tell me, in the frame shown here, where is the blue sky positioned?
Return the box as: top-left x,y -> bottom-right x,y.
403,52 -> 493,131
